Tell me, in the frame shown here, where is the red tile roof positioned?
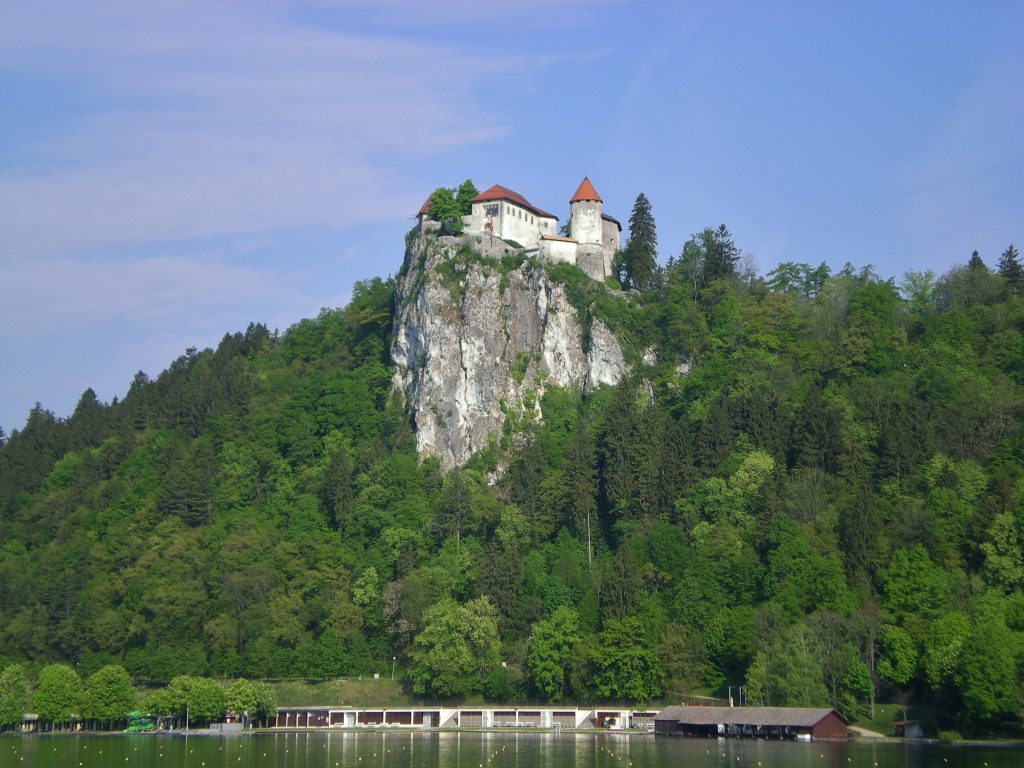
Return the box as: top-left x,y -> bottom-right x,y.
417,192 -> 434,217
570,176 -> 602,203
470,184 -> 557,219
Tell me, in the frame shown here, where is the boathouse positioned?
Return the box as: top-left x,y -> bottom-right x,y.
654,706 -> 848,741
270,705 -> 645,730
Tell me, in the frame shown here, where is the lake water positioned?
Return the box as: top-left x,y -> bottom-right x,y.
2,731 -> 1022,768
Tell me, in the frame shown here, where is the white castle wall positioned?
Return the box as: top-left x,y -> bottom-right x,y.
467,201 -> 556,249
570,200 -> 603,246
539,235 -> 578,265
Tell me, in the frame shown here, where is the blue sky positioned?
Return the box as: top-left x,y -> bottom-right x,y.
1,1 -> 1021,432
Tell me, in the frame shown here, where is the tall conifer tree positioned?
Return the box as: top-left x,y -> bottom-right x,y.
705,224 -> 741,280
997,244 -> 1022,294
623,193 -> 657,290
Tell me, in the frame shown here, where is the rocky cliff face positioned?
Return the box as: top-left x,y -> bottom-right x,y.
392,234 -> 629,470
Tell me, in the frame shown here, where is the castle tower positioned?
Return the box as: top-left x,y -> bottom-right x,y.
569,176 -> 603,246
569,177 -> 610,280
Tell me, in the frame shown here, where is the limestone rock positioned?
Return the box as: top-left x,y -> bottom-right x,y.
392,235 -> 630,470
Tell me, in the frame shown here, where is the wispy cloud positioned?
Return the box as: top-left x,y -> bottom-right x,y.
0,1 -> 611,428
0,250 -> 314,337
0,2 -> 519,258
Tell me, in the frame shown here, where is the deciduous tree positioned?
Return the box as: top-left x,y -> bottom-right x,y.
166,675 -> 226,724
225,678 -> 277,720
33,663 -> 81,727
409,597 -> 500,699
589,617 -> 663,703
80,665 -> 135,726
0,664 -> 28,729
528,606 -> 581,701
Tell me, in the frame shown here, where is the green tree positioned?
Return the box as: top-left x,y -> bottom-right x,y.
622,193 -> 657,290
321,448 -> 353,528
307,628 -> 348,678
704,224 -> 740,281
997,244 -> 1022,294
564,421 -> 598,567
876,625 -> 917,689
427,187 -> 463,232
435,470 -> 471,545
922,611 -> 970,689
881,545 -> 951,623
0,664 -> 28,729
954,601 -> 1020,724
528,606 -> 581,701
745,623 -> 829,708
33,663 -> 81,727
427,180 -> 477,233
141,687 -> 175,722
981,511 -> 1024,591
167,675 -> 226,724
656,622 -> 708,698
589,617 -> 664,703
225,678 -> 277,721
455,179 -> 479,214
409,596 -> 500,699
80,665 -> 135,726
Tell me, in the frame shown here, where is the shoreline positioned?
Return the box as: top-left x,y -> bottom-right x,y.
9,729 -> 1024,747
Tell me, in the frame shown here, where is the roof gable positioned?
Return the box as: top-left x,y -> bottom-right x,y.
417,192 -> 434,216
470,184 -> 557,220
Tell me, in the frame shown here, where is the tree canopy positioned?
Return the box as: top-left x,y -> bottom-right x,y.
622,193 -> 657,290
2,235 -> 1024,732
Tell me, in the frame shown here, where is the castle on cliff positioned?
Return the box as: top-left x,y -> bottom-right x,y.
417,177 -> 621,282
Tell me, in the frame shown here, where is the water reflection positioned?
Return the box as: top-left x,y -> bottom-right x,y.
2,732 -> 1023,768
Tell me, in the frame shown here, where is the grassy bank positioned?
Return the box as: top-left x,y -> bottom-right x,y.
852,703 -> 935,736
266,677 -> 409,707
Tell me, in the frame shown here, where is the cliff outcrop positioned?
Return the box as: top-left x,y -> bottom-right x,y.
391,234 -> 629,470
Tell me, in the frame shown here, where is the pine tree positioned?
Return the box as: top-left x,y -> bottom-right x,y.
321,449 -> 353,528
623,193 -> 657,290
997,244 -> 1022,294
705,224 -> 740,280
435,470 -> 471,545
564,420 -> 598,567
967,250 -> 986,270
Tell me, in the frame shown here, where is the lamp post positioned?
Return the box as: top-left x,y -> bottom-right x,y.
391,657 -> 396,680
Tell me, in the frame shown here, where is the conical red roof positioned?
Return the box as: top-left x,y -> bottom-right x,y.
570,176 -> 602,203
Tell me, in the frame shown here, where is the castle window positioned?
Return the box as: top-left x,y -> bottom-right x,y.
485,204 -> 498,218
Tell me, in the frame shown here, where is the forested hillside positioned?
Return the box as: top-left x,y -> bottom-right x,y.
2,229 -> 1023,735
